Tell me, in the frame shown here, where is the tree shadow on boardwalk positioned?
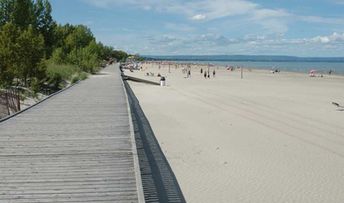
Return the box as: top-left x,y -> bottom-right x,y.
124,81 -> 186,203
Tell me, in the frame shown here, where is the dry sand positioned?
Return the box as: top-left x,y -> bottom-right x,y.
126,63 -> 344,203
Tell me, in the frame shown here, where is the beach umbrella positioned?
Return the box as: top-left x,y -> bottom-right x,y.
309,69 -> 317,77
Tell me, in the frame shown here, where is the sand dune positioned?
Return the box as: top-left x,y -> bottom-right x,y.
126,64 -> 344,203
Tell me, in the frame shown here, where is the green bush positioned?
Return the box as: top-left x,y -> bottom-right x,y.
67,45 -> 101,74
71,72 -> 88,84
71,74 -> 79,84
30,77 -> 41,93
79,72 -> 88,80
46,63 -> 80,80
51,47 -> 66,64
46,62 -> 89,88
46,70 -> 63,90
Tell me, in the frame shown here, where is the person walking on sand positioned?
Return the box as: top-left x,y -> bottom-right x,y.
208,71 -> 210,78
204,71 -> 207,79
201,68 -> 203,74
213,70 -> 216,78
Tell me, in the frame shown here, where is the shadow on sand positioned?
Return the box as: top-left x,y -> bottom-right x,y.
124,81 -> 186,203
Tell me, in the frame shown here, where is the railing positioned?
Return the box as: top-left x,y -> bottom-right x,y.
0,88 -> 21,118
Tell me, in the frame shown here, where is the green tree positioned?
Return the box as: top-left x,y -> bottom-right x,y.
64,25 -> 94,51
51,47 -> 66,64
1,0 -> 55,56
12,0 -> 35,29
67,43 -> 100,73
111,50 -> 128,62
52,23 -> 75,49
66,48 -> 79,66
87,40 -> 104,59
34,0 -> 54,57
0,0 -> 15,26
79,45 -> 99,73
0,1 -> 129,92
16,25 -> 46,87
0,23 -> 20,88
97,43 -> 113,60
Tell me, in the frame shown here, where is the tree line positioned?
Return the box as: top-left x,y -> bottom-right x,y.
0,0 -> 129,92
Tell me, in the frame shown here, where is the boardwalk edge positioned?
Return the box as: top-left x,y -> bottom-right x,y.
0,81 -> 80,124
120,66 -> 146,203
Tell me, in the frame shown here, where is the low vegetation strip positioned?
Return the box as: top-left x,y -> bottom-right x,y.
45,63 -> 88,89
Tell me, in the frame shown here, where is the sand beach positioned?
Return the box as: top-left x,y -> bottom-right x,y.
125,62 -> 344,203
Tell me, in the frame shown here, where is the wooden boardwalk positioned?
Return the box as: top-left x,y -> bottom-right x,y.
0,64 -> 144,203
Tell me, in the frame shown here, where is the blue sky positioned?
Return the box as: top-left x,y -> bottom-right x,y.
50,0 -> 344,57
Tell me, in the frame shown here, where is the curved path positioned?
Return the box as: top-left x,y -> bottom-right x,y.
0,64 -> 144,202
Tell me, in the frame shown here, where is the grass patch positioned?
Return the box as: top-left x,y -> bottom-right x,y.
46,63 -> 81,81
46,62 -> 89,90
71,72 -> 88,84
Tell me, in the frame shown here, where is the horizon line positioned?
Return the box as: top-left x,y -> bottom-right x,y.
141,54 -> 344,59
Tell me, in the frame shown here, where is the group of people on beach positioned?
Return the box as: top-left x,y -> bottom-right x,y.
200,68 -> 216,79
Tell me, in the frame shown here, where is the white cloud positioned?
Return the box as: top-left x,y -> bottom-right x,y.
313,36 -> 331,43
84,0 -> 344,35
191,14 -> 206,21
126,31 -> 344,55
83,0 -> 289,33
187,0 -> 257,20
84,0 -> 344,26
146,32 -> 344,53
311,32 -> 344,44
83,0 -> 274,21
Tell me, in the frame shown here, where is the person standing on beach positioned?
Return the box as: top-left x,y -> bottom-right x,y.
204,71 -> 207,79
188,70 -> 191,78
213,70 -> 216,78
208,71 -> 210,78
201,68 -> 203,74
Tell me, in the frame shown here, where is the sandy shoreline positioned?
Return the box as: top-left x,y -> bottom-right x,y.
126,62 -> 344,202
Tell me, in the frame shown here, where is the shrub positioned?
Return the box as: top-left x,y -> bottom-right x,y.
51,47 -> 66,64
79,72 -> 88,80
46,62 -> 88,88
71,72 -> 88,84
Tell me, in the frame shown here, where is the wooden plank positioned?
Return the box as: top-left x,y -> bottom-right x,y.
0,64 -> 144,203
